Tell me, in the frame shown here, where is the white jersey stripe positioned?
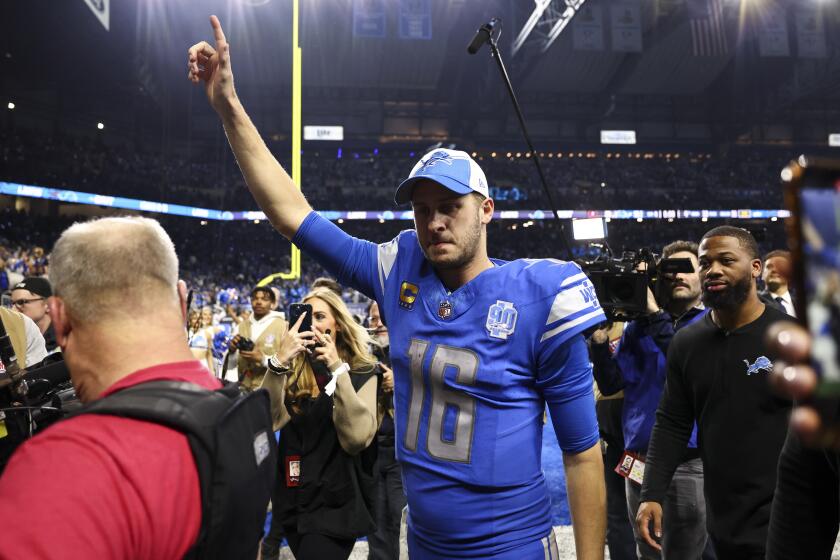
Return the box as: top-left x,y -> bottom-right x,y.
377,239 -> 399,294
559,271 -> 587,288
540,308 -> 604,343
546,287 -> 588,326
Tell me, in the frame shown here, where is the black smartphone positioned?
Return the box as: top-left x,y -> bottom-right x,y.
288,303 -> 313,333
782,156 -> 840,395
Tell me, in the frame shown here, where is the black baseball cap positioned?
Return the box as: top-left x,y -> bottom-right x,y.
12,277 -> 52,298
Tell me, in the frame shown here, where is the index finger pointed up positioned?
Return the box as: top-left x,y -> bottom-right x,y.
210,15 -> 227,46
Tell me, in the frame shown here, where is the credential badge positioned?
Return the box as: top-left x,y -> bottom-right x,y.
486,300 -> 517,340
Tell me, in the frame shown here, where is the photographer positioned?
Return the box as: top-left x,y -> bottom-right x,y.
259,287 -> 380,560
225,285 -> 286,389
0,216 -> 272,558
590,241 -> 709,559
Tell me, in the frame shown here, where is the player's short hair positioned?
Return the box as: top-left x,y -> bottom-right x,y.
50,216 -> 179,323
662,240 -> 699,260
763,249 -> 791,263
700,226 -> 760,260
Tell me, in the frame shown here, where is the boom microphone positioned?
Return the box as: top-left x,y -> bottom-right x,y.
467,18 -> 500,55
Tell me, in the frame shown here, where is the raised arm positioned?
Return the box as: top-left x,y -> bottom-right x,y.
188,15 -> 311,239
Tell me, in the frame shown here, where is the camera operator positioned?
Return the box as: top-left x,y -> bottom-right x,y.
0,302 -> 50,469
636,226 -> 790,560
225,285 -> 286,390
0,216 -> 273,559
590,240 -> 710,559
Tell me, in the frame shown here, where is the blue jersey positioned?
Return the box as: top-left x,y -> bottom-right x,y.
294,212 -> 605,558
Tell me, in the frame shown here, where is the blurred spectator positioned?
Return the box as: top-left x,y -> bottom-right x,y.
761,250 -> 796,317
366,300 -> 405,560
11,277 -> 56,353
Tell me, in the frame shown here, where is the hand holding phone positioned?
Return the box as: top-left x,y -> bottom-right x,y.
288,303 -> 313,335
783,157 -> 840,395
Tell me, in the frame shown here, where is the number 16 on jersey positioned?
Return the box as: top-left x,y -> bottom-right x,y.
404,339 -> 479,463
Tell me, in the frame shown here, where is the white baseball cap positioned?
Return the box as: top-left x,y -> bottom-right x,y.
394,149 -> 489,204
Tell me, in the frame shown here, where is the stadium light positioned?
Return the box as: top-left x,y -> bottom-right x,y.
6,102 -> 14,110
97,122 -> 104,130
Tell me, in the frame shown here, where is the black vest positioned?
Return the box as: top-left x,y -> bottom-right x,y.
74,381 -> 277,560
274,369 -> 379,539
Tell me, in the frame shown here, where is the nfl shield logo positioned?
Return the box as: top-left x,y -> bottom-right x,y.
438,300 -> 452,319
486,300 -> 517,340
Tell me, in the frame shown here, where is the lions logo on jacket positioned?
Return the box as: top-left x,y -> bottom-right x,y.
744,356 -> 773,376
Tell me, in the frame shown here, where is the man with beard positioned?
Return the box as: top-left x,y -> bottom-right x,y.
591,241 -> 710,559
190,16 -> 607,559
636,226 -> 790,559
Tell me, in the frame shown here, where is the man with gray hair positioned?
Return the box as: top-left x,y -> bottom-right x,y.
0,217 -> 233,558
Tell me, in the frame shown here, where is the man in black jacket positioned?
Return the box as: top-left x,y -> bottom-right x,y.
635,226 -> 790,559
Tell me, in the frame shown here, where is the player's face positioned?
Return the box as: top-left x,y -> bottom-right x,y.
762,256 -> 790,292
307,296 -> 338,337
699,236 -> 760,309
411,181 -> 488,270
664,251 -> 701,303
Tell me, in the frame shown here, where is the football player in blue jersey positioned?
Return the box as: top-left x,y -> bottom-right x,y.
189,16 -> 607,559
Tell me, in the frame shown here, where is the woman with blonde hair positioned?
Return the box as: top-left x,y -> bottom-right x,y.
260,287 -> 380,560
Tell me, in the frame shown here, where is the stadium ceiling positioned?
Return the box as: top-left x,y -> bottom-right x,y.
3,0 -> 840,146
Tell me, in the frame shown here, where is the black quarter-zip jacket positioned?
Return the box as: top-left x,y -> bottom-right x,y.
640,305 -> 790,558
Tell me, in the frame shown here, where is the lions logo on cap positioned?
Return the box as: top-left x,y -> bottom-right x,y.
419,151 -> 456,172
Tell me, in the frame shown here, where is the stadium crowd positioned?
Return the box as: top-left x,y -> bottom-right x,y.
1,127 -> 799,211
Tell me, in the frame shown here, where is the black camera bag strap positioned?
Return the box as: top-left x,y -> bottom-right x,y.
70,381 -> 277,560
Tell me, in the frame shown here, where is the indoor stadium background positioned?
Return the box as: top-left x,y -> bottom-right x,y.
2,0 -> 838,557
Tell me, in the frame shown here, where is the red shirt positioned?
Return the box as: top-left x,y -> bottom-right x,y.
0,361 -> 222,560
